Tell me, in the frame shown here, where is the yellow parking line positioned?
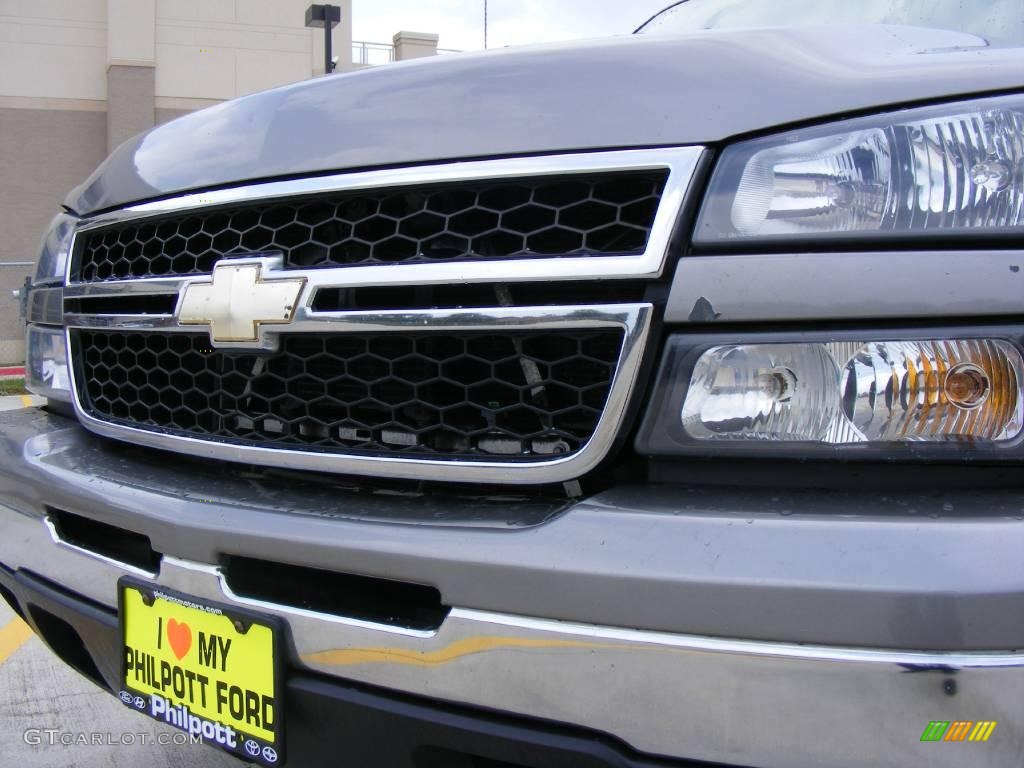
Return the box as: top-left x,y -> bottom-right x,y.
0,617 -> 33,663
20,395 -> 32,408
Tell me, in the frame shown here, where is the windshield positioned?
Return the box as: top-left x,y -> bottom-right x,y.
636,0 -> 1024,46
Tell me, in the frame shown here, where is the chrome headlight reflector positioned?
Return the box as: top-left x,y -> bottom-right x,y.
696,95 -> 1024,243
637,331 -> 1024,459
25,325 -> 71,403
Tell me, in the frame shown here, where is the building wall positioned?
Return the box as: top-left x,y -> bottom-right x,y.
155,104 -> 202,125
0,0 -> 359,363
107,64 -> 155,151
0,0 -> 108,101
154,0 -> 353,100
0,101 -> 108,361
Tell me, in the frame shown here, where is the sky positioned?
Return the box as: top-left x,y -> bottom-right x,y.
351,0 -> 677,51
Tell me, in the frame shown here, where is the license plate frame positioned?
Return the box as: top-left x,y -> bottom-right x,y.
117,576 -> 286,766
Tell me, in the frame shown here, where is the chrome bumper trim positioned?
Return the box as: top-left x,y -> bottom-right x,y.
3,504 -> 1021,768
66,147 -> 704,286
58,147 -> 705,484
65,303 -> 651,485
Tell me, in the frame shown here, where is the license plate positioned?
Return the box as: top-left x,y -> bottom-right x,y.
118,577 -> 285,765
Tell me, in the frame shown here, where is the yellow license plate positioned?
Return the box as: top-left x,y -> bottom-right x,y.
118,578 -> 284,765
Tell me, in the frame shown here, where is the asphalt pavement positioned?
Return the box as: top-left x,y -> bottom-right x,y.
0,394 -> 43,411
0,397 -> 243,767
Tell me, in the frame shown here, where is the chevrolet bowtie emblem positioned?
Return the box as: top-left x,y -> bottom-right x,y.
177,260 -> 306,344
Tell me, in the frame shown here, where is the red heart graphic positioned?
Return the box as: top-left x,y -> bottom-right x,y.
166,618 -> 192,661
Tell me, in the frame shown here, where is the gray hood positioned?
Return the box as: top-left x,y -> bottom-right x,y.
67,23 -> 1024,215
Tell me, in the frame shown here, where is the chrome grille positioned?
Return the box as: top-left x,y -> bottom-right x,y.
63,148 -> 703,484
74,329 -> 623,458
75,171 -> 667,282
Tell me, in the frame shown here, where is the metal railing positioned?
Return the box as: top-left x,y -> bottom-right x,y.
351,41 -> 394,66
351,41 -> 462,67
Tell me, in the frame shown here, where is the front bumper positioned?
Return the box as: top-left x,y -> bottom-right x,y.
0,567 -> 705,768
2,408 -> 1024,767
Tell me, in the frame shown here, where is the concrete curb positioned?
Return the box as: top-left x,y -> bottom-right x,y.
0,395 -> 42,411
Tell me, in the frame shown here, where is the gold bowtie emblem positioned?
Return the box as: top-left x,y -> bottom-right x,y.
177,262 -> 306,343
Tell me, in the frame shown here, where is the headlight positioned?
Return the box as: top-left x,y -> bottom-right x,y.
696,95 -> 1024,243
25,325 -> 71,403
35,212 -> 76,285
636,330 -> 1024,460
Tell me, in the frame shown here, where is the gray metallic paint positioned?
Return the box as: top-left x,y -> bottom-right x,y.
15,21 -> 1024,764
67,25 -> 1024,215
666,251 -> 1024,323
6,512 -> 1024,768
3,408 -> 1024,651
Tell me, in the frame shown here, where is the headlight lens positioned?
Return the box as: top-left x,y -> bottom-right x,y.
637,332 -> 1024,459
35,212 -> 75,285
25,325 -> 71,403
696,95 -> 1024,243
683,340 -> 1022,444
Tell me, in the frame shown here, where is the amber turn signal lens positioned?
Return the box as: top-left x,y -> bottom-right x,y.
944,364 -> 990,409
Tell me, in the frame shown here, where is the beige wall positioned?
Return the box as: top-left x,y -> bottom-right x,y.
107,64 -> 155,152
0,0 -> 107,100
0,1 -> 429,364
0,102 -> 108,362
0,104 -> 108,258
155,0 -> 353,100
155,106 -> 191,125
392,31 -> 439,61
0,0 -> 354,102
107,0 -> 156,64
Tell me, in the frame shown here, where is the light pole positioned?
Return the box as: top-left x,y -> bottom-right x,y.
484,0 -> 488,49
305,4 -> 342,74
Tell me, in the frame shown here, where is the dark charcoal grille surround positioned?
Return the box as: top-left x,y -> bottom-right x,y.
75,171 -> 668,282
74,330 -> 624,459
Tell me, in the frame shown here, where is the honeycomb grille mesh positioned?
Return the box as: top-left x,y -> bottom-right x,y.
74,330 -> 624,459
74,171 -> 667,282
